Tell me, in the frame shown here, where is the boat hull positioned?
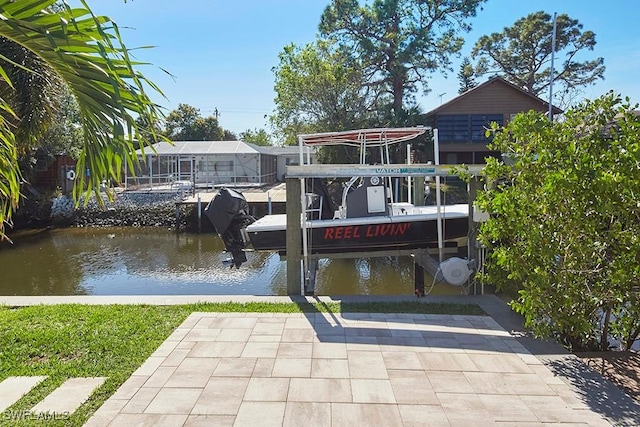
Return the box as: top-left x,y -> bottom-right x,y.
247,216 -> 468,255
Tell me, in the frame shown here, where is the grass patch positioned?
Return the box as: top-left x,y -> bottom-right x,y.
185,301 -> 485,316
0,301 -> 483,426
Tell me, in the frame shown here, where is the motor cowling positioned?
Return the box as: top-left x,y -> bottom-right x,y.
204,187 -> 255,268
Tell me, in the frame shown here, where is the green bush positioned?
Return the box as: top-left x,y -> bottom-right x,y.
477,93 -> 640,351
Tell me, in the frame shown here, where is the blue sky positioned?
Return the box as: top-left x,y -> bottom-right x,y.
82,0 -> 639,136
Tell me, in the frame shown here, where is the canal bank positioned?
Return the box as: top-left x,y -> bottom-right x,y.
12,183 -> 289,232
13,188 -> 196,231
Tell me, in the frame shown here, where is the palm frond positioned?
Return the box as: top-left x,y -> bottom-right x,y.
0,0 -> 166,236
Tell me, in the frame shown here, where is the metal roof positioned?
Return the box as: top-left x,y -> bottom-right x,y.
139,140 -> 261,156
138,140 -> 311,157
257,145 -> 313,156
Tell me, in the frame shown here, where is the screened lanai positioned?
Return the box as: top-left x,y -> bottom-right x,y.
126,140 -> 278,190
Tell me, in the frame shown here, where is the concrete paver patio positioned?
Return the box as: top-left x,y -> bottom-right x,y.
84,311 -> 614,427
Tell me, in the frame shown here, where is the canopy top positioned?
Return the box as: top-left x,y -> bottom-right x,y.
298,127 -> 428,147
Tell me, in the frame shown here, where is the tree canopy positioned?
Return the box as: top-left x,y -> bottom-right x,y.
319,0 -> 486,118
0,0 -> 165,238
471,11 -> 605,102
163,104 -> 235,141
34,85 -> 83,169
271,40 -> 377,146
475,93 -> 640,351
239,128 -> 272,146
457,56 -> 478,94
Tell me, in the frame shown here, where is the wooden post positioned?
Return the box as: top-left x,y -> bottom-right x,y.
286,177 -> 302,295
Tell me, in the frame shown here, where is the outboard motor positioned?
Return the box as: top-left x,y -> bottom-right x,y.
204,188 -> 255,268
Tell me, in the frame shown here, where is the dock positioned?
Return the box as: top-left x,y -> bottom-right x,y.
179,182 -> 287,205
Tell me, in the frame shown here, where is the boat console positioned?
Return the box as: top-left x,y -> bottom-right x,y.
344,176 -> 389,218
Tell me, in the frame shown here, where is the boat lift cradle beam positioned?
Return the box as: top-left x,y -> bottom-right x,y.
284,164 -> 485,296
285,164 -> 484,179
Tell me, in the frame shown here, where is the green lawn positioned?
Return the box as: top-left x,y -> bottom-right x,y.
0,301 -> 484,426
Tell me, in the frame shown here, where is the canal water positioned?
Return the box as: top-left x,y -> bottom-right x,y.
1,228 -> 468,296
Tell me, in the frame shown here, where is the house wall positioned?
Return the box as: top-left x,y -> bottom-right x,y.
427,80 -> 553,164
277,155 -> 298,181
276,153 -> 317,181
34,156 -> 77,193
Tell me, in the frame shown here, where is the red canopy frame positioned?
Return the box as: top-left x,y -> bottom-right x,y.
298,127 -> 428,147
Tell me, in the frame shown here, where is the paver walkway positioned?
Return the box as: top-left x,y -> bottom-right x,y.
85,311 -> 613,427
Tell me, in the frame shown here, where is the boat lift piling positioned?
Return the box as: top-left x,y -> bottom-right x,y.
284,163 -> 485,296
285,177 -> 302,295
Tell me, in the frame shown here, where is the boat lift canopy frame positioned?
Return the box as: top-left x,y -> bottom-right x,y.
297,127 -> 428,147
286,127 -> 485,296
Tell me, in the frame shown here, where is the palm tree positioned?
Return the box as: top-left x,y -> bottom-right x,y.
0,0 -> 165,238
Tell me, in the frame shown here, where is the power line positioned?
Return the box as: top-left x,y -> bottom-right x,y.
203,107 -> 272,115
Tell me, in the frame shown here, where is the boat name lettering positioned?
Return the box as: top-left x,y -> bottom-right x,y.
372,167 -> 437,175
374,167 -> 400,174
323,223 -> 411,240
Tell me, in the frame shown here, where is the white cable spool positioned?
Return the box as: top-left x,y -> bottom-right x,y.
439,257 -> 471,286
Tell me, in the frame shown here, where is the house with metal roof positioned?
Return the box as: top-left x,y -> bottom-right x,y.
424,76 -> 563,164
127,140 -> 315,189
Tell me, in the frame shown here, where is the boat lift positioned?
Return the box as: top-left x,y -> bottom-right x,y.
285,157 -> 484,296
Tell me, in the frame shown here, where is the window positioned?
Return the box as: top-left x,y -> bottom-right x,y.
436,114 -> 504,143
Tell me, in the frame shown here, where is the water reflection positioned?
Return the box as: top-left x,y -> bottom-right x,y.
1,228 -> 467,296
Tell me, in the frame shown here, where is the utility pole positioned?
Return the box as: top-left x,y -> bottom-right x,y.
548,12 -> 557,121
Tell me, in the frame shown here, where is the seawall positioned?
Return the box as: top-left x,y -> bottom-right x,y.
52,190 -> 203,230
